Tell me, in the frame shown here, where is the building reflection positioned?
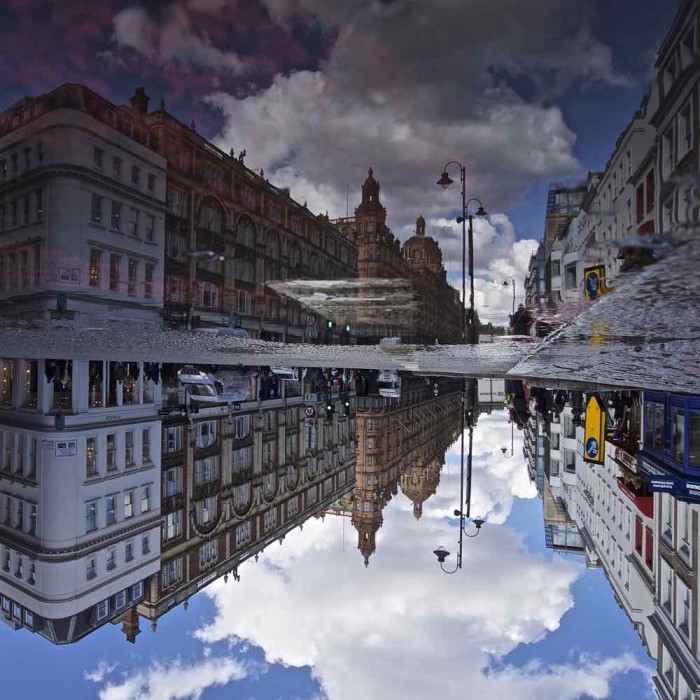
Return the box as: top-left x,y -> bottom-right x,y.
0,358 -> 465,644
351,374 -> 464,566
523,382 -> 700,699
0,357 -> 162,643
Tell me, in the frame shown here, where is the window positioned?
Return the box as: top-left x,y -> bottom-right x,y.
663,127 -> 675,179
661,557 -> 674,616
677,577 -> 691,639
194,457 -> 219,486
142,428 -> 151,463
106,433 -> 117,471
115,590 -> 127,609
163,467 -> 182,497
662,647 -> 676,692
106,495 -> 116,525
124,490 -> 134,519
131,165 -> 141,186
144,263 -> 154,299
646,170 -> 655,212
195,420 -> 217,448
564,264 -> 576,289
164,511 -> 181,540
141,485 -> 151,513
199,539 -> 218,568
124,431 -> 135,467
106,548 -> 116,571
89,249 -> 102,288
34,189 -> 42,220
127,258 -> 138,296
125,540 -> 134,562
288,496 -> 299,517
145,214 -> 155,242
86,557 -> 96,580
96,600 -> 109,620
110,201 -> 121,230
86,501 -> 98,532
113,156 -> 122,178
164,426 -> 183,453
551,260 -> 560,277
147,173 -> 156,193
679,103 -> 692,158
109,254 -> 121,292
132,581 -> 144,599
198,281 -> 220,308
128,208 -> 139,236
689,411 -> 700,467
235,521 -> 251,547
86,436 -> 98,477
142,534 -> 150,555
91,194 -> 102,224
161,558 -> 183,589
93,147 -> 104,169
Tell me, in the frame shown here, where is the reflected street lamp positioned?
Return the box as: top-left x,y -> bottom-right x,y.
437,163 -> 487,344
432,379 -> 484,574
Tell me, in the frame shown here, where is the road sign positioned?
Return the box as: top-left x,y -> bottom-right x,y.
304,405 -> 316,418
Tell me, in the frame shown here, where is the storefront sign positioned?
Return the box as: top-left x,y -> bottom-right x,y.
648,475 -> 700,503
583,394 -> 606,464
584,265 -> 611,301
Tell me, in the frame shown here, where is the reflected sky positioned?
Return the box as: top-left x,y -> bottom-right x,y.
0,369 -> 658,699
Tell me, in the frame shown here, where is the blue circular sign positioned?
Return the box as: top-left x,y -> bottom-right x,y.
586,437 -> 599,458
586,272 -> 600,299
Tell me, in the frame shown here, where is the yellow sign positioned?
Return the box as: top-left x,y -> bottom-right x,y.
584,265 -> 611,301
583,394 -> 606,464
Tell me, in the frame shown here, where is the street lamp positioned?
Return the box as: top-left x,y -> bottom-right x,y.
502,276 -> 516,316
432,379 -> 484,574
437,162 -> 487,344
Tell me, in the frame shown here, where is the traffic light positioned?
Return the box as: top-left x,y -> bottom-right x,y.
343,399 -> 351,416
344,323 -> 351,333
327,320 -> 334,330
325,402 -> 334,420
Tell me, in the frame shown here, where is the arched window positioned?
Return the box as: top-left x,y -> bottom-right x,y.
197,199 -> 223,233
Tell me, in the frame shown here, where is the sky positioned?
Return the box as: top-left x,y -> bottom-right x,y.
0,0 -> 678,325
0,409 -> 656,700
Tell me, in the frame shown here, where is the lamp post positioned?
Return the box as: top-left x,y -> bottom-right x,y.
437,163 -> 487,344
432,379 -> 484,574
502,276 -> 516,316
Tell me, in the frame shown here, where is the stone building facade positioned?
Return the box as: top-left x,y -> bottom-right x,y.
332,170 -> 463,343
0,84 -> 359,341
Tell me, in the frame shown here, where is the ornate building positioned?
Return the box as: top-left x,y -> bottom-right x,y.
136,365 -> 357,629
0,84 -> 359,341
333,170 -> 463,343
352,374 -> 463,566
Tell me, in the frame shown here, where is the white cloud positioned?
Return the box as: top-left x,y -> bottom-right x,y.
94,656 -> 248,700
189,412 -> 650,700
84,661 -> 118,683
112,4 -> 249,75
